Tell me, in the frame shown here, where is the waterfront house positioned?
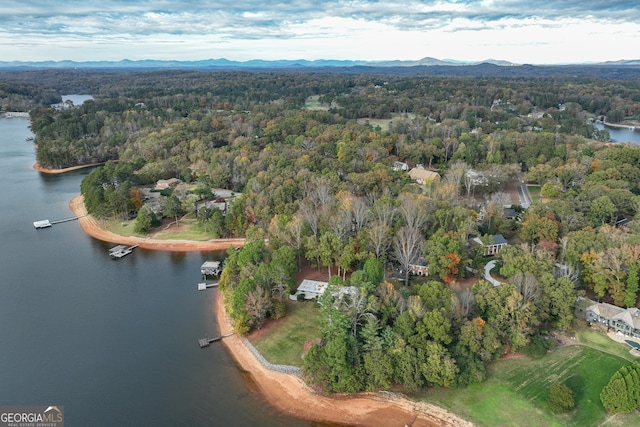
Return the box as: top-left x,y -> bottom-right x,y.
584,299 -> 640,338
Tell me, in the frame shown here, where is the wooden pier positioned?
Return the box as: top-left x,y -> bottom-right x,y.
198,333 -> 233,348
197,282 -> 219,291
33,215 -> 86,229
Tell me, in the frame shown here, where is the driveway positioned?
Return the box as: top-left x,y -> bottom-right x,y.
484,260 -> 502,287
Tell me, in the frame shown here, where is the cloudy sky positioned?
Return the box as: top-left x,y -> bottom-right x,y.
1,0 -> 639,64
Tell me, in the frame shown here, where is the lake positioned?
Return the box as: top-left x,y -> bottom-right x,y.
0,115 -> 311,426
594,122 -> 640,145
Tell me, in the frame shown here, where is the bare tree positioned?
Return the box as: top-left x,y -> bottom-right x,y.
337,288 -> 376,336
489,191 -> 512,208
398,194 -> 428,231
366,220 -> 392,260
392,226 -> 424,283
371,197 -> 396,227
350,196 -> 370,233
299,198 -> 320,237
245,286 -> 272,329
510,272 -> 542,305
444,161 -> 468,199
312,177 -> 333,209
328,207 -> 352,242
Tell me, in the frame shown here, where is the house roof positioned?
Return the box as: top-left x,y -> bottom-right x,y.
409,168 -> 441,181
297,279 -> 329,295
587,301 -> 640,330
472,234 -> 508,246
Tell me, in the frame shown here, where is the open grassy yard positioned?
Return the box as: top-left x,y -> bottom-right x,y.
421,345 -> 636,427
249,300 -> 323,367
576,328 -> 638,362
526,185 -> 541,203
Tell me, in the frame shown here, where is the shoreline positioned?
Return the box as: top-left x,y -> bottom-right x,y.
68,194 -> 245,252
34,162 -> 110,174
602,121 -> 640,130
213,292 -> 473,427
69,193 -> 472,426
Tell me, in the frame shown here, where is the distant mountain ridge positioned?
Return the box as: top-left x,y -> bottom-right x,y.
3,56 -> 638,70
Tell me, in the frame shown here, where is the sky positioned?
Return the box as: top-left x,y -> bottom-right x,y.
1,0 -> 639,64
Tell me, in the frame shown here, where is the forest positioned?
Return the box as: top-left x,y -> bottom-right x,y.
5,68 -> 640,396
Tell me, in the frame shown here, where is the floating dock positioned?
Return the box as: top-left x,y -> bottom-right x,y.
198,333 -> 233,348
197,282 -> 219,291
109,244 -> 139,259
200,261 -> 222,277
33,215 -> 86,229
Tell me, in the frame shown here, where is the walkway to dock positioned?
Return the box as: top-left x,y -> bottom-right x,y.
197,282 -> 219,291
33,214 -> 87,229
198,333 -> 233,348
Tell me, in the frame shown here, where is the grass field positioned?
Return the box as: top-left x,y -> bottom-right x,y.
421,345 -> 636,427
526,185 -> 541,203
105,215 -> 220,241
250,300 -> 323,366
304,95 -> 331,111
576,328 -> 638,362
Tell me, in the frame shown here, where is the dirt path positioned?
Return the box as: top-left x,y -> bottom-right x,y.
69,194 -> 245,252
214,293 -> 473,427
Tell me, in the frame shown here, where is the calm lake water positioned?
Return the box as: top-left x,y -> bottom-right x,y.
0,115 -> 312,426
594,122 -> 640,145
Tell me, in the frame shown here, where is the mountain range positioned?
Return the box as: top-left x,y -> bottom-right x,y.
2,57 -> 640,70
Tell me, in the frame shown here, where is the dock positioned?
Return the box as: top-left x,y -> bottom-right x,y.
198,333 -> 233,348
200,261 -> 222,277
197,282 -> 219,291
109,243 -> 140,259
33,215 -> 86,229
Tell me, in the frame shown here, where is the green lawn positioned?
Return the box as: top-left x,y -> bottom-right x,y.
576,328 -> 638,362
104,218 -> 144,237
250,300 -> 323,366
527,185 -> 541,203
421,345 -> 634,427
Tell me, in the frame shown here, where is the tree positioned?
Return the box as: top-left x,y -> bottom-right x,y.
134,205 -> 157,233
163,194 -> 183,225
392,226 -> 424,283
624,264 -> 639,308
589,196 -> 616,226
600,364 -> 640,414
548,383 -> 575,413
197,206 -> 213,233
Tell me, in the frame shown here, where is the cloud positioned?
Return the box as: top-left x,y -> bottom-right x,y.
0,1 -> 639,62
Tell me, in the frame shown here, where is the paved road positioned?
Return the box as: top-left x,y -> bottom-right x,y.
517,174 -> 532,208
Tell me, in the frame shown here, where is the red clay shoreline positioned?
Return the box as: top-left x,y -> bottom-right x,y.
69,194 -> 245,252
34,162 -> 110,174
68,193 -> 473,426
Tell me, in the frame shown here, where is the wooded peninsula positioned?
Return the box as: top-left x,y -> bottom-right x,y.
5,67 -> 640,425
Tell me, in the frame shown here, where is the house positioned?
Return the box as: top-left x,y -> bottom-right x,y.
290,279 -> 328,300
408,166 -> 441,185
408,258 -> 429,276
472,234 -> 508,256
503,208 -> 517,220
155,178 -> 182,190
584,299 -> 640,338
393,161 -> 409,171
289,279 -> 358,302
